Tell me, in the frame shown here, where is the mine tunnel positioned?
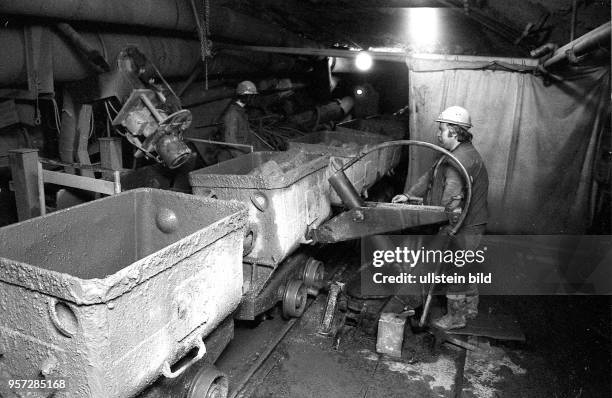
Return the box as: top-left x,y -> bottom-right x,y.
0,1 -> 611,397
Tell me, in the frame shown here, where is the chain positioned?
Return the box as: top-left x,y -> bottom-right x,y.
190,0 -> 212,90
203,0 -> 211,90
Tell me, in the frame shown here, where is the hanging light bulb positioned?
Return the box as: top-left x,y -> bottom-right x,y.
355,52 -> 373,71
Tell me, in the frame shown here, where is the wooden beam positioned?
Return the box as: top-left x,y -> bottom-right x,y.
9,149 -> 42,220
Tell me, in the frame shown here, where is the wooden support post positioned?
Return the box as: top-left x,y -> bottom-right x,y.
76,104 -> 95,178
99,137 -> 123,178
9,149 -> 42,220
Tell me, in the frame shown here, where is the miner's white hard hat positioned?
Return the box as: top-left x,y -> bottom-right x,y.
236,80 -> 258,95
436,106 -> 472,129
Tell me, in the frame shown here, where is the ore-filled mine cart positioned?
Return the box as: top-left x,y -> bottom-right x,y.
288,129 -> 401,205
0,188 -> 248,398
189,149 -> 330,320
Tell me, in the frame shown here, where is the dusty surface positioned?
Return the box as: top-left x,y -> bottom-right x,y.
227,296 -> 461,398
216,244 -> 611,398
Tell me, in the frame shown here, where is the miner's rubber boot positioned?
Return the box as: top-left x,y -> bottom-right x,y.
432,289 -> 480,330
432,293 -> 468,330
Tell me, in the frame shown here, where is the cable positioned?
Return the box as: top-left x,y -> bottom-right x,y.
106,99 -> 121,115
51,98 -> 62,134
250,130 -> 275,150
88,107 -> 95,139
277,126 -> 307,136
334,140 -> 473,236
104,101 -> 126,138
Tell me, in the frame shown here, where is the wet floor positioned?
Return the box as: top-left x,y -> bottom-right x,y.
218,295 -> 585,398
216,246 -> 611,398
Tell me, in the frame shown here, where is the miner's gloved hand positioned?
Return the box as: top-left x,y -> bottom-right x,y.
446,207 -> 462,225
444,194 -> 463,224
391,194 -> 424,205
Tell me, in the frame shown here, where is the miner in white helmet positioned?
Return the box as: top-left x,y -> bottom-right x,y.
392,105 -> 489,330
217,80 -> 259,161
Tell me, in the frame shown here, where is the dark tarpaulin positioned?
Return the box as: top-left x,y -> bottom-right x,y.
405,56 -> 610,234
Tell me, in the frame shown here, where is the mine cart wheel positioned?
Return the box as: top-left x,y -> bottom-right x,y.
187,365 -> 228,398
302,258 -> 325,288
282,279 -> 308,318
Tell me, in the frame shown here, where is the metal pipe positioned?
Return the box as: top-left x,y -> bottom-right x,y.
0,0 -> 194,31
336,140 -> 472,236
319,0 -> 453,6
329,170 -> 366,209
409,53 -> 539,66
185,138 -> 254,153
56,22 -> 110,72
0,28 -> 200,83
530,43 -> 557,58
218,43 -> 407,62
330,52 -> 539,73
0,2 -> 319,48
570,0 -> 577,42
543,21 -> 611,68
182,79 -> 309,108
0,28 -> 307,85
287,97 -> 353,130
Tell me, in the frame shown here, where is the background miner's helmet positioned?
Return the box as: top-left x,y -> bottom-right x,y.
236,80 -> 258,95
436,106 -> 472,129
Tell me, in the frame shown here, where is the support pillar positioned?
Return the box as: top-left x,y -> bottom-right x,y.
9,148 -> 41,220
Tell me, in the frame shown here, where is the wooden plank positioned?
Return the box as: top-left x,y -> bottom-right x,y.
448,314 -> 525,341
9,149 -> 41,220
99,137 -> 123,179
42,169 -> 116,195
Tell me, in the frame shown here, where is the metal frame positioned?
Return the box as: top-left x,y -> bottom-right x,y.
9,149 -> 122,220
185,137 -> 254,153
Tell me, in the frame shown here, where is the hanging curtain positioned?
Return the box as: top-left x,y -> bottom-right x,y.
405,56 -> 610,234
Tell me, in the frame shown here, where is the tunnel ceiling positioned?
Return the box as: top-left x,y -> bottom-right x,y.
219,0 -> 611,56
0,0 -> 609,87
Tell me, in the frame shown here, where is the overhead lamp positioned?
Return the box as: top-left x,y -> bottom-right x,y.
355,52 -> 373,71
407,8 -> 438,47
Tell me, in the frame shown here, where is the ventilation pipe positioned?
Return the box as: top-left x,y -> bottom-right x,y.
0,28 -> 309,85
0,3 -> 319,48
543,21 -> 611,68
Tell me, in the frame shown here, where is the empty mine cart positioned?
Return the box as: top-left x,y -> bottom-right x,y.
189,149 -> 331,320
0,189 -> 248,398
189,149 -> 331,268
288,129 -> 402,205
